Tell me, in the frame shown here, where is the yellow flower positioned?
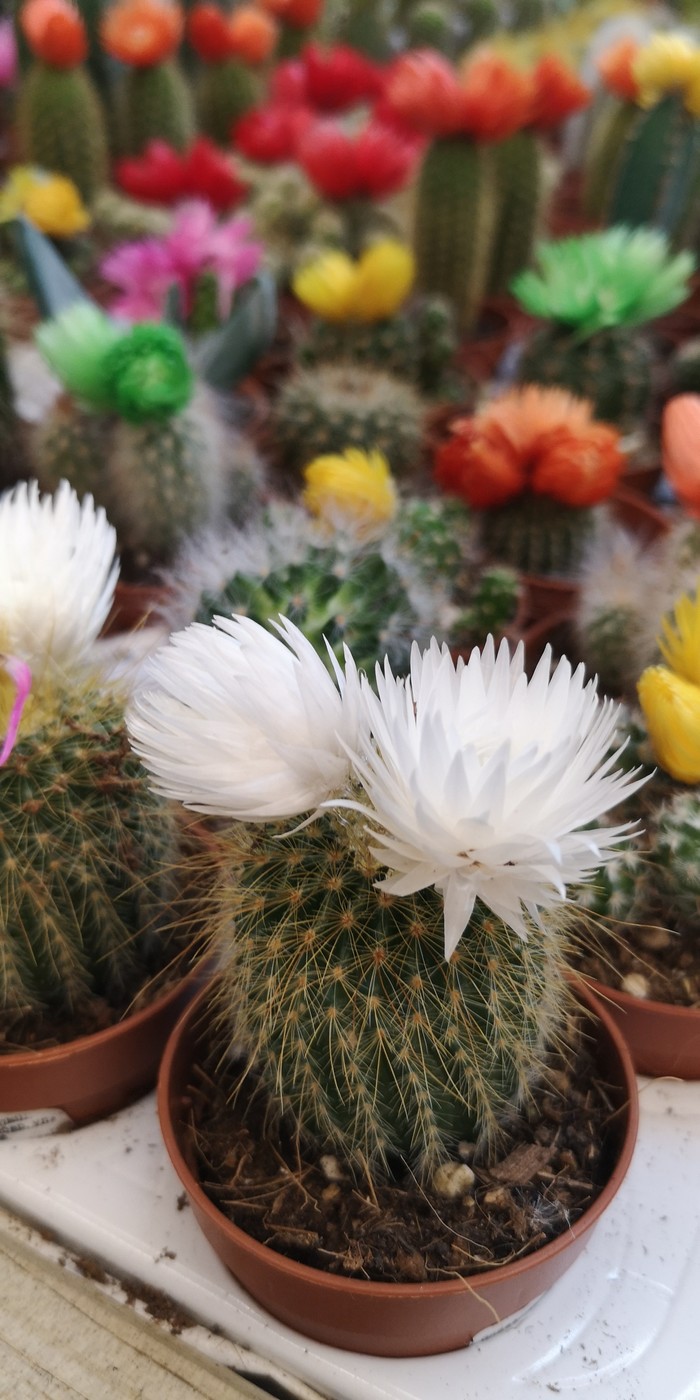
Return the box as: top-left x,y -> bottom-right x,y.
302,448 -> 398,540
292,241 -> 415,324
0,167 -> 43,223
638,665 -> 700,783
633,34 -> 700,109
658,586 -> 700,686
22,176 -> 90,237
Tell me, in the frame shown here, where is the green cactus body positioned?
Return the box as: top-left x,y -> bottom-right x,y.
118,62 -> 195,156
517,324 -> 653,429
212,814 -> 568,1173
407,4 -> 454,51
0,691 -> 176,1019
671,338 -> 700,394
488,130 -> 542,297
480,495 -> 595,577
299,298 -> 458,395
197,60 -> 259,146
576,605 -> 642,699
106,407 -> 223,564
188,272 -> 221,336
453,0 -> 498,41
271,365 -> 425,473
582,98 -> 639,221
33,397 -> 112,502
17,64 -> 109,203
585,786 -> 700,934
92,188 -> 172,241
458,566 -> 519,643
196,546 -> 416,676
606,94 -> 700,244
414,136 -> 498,333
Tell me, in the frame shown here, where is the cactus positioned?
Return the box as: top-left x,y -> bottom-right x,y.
584,785 -> 700,934
17,64 -> 108,203
413,136 -> 498,333
582,99 -> 639,222
488,130 -> 542,297
118,61 -> 195,156
480,495 -> 596,577
197,59 -> 258,146
0,690 -> 178,1019
604,94 -> 700,246
0,331 -> 26,491
271,365 -> 426,474
211,811 -> 567,1169
517,325 -> 654,430
670,337 -> 700,394
457,565 -> 519,645
91,188 -> 173,241
248,167 -> 345,283
299,297 -> 457,395
32,395 -> 110,501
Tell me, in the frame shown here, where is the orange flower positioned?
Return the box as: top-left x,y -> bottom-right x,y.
255,0 -> 323,24
435,386 -> 624,510
21,0 -> 87,67
101,0 -> 183,66
662,395 -> 700,516
529,54 -> 590,130
597,37 -> 640,102
386,50 -> 469,136
460,51 -> 534,142
228,5 -> 277,63
187,3 -> 231,62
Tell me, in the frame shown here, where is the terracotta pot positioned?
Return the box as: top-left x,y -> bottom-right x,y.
158,979 -> 638,1357
0,964 -> 202,1127
103,580 -> 171,637
609,485 -> 670,543
583,977 -> 700,1079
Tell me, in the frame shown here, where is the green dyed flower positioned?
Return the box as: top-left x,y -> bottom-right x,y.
512,227 -> 694,337
36,304 -> 122,411
102,325 -> 193,424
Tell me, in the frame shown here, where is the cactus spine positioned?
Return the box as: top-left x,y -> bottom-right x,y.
212,813 -> 568,1172
118,61 -> 195,155
413,136 -> 497,332
17,64 -> 109,202
517,325 -> 653,430
480,495 -> 596,577
0,690 -> 177,1020
271,365 -> 426,474
488,129 -> 542,296
196,60 -> 259,146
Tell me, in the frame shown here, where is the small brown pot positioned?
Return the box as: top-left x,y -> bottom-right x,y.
158,979 -> 638,1357
103,580 -> 171,638
583,977 -> 700,1079
0,965 -> 202,1127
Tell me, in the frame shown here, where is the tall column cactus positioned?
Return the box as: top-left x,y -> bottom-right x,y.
101,0 -> 195,155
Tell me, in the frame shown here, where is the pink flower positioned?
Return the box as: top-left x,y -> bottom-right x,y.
0,656 -> 32,767
0,20 -> 18,88
100,239 -> 176,320
206,213 -> 263,317
163,200 -> 218,283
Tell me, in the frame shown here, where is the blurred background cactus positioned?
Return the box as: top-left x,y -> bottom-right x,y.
102,0 -> 195,156
270,364 -> 427,474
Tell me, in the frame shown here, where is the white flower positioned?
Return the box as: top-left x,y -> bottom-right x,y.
0,480 -> 118,675
127,614 -> 361,818
337,637 -> 645,958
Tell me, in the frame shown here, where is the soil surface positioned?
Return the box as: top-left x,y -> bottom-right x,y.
185,1018 -> 625,1285
576,922 -> 700,1008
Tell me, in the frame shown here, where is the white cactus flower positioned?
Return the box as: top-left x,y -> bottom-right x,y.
338,637 -> 646,958
0,480 -> 118,676
127,614 -> 361,819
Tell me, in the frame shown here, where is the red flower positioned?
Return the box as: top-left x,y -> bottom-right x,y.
302,42 -> 384,111
460,52 -> 534,142
598,37 -> 640,102
115,137 -> 247,210
187,3 -> 231,62
270,58 -> 308,104
532,424 -> 624,506
528,54 -> 590,130
233,102 -> 313,161
435,419 -> 527,508
386,50 -> 468,136
298,118 -> 418,200
22,0 -> 87,68
257,0 -> 323,25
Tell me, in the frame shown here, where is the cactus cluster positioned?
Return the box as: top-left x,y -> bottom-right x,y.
271,365 -> 426,475
17,64 -> 108,203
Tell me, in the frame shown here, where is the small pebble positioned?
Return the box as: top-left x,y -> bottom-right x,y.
319,1154 -> 346,1183
457,1141 -> 476,1162
482,1185 -> 511,1209
432,1162 -> 476,1199
621,972 -> 650,999
639,927 -> 672,952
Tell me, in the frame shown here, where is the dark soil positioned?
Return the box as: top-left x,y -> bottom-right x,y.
184,1019 -> 625,1285
576,923 -> 700,1008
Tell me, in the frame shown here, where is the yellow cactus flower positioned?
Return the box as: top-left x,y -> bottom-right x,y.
633,34 -> 700,109
658,586 -> 700,687
292,250 -> 358,321
0,167 -> 41,222
302,448 -> 398,540
353,241 -> 415,323
0,166 -> 89,236
293,242 -> 415,324
638,665 -> 700,784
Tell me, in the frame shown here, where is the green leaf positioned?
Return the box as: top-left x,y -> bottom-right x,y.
194,272 -> 277,393
11,216 -> 92,321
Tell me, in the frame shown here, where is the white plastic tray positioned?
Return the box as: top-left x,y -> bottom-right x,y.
0,1077 -> 697,1400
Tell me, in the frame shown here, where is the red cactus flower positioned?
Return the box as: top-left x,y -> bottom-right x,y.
101,0 -> 183,66
115,137 -> 247,210
233,102 -> 313,161
302,42 -> 384,111
298,118 -> 418,200
663,395 -> 700,517
386,50 -> 468,136
181,137 -> 248,208
187,3 -> 231,62
460,51 -> 535,142
270,57 -> 308,104
598,37 -> 640,102
256,0 -> 323,25
529,54 -> 590,129
22,0 -> 87,68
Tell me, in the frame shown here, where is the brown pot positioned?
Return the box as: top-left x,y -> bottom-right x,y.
157,979 -> 638,1357
0,964 -> 202,1127
583,977 -> 700,1079
103,580 -> 171,637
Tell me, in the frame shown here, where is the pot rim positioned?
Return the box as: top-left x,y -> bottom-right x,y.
583,972 -> 700,1023
157,976 -> 639,1303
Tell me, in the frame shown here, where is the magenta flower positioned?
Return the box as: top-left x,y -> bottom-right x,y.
100,239 -> 176,321
0,21 -> 17,89
205,214 -> 263,318
0,656 -> 32,767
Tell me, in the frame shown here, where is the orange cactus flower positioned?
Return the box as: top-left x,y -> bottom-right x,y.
21,0 -> 87,68
597,37 -> 640,102
529,54 -> 590,130
435,386 -> 625,510
460,51 -> 535,142
255,0 -> 323,25
662,394 -> 700,516
386,50 -> 469,137
228,5 -> 277,63
101,0 -> 183,67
